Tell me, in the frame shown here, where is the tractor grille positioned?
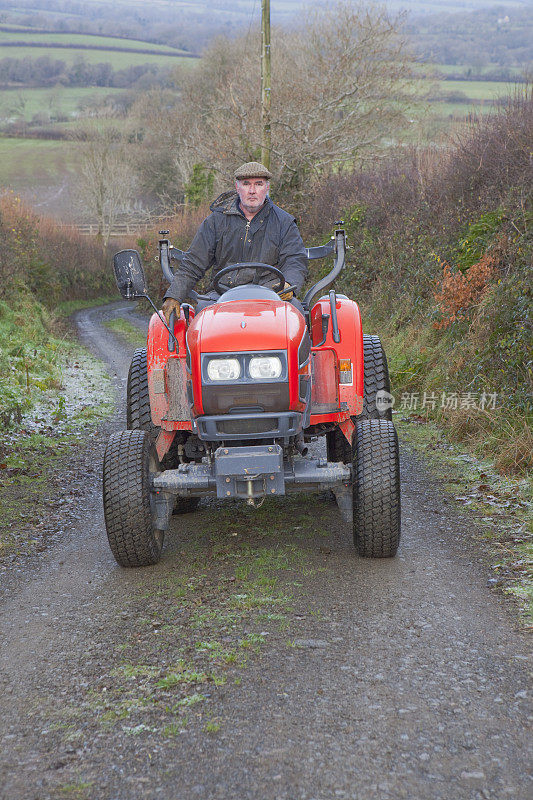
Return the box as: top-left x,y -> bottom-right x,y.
202,383 -> 289,415
217,417 -> 278,436
195,411 -> 301,442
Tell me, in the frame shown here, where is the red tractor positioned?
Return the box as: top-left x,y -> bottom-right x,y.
103,227 -> 400,567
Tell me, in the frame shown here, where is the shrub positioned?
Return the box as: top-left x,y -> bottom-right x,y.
301,85 -> 532,472
0,192 -> 115,307
433,251 -> 498,329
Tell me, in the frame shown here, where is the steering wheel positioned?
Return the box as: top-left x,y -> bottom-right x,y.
213,262 -> 287,294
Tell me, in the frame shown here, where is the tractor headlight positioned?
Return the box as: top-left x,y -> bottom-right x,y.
206,358 -> 241,381
248,356 -> 282,380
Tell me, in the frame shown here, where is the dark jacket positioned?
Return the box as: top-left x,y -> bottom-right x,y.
164,191 -> 308,303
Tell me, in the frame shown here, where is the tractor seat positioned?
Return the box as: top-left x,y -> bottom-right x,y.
217,285 -> 281,303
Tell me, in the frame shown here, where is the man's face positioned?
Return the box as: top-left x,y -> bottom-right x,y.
235,178 -> 269,216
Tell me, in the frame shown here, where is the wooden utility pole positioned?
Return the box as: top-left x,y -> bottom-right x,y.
261,0 -> 271,170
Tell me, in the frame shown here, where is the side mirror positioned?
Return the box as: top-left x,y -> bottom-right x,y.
113,249 -> 147,300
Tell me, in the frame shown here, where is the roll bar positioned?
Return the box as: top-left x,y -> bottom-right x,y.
158,226 -> 348,310
302,227 -> 346,310
158,231 -> 185,285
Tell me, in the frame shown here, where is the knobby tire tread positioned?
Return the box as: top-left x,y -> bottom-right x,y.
352,419 -> 400,558
126,347 -> 157,438
103,430 -> 164,567
360,334 -> 392,421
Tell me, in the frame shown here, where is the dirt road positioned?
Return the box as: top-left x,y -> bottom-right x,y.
0,303 -> 530,800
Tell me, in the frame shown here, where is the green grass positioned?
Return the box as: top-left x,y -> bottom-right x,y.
0,86 -> 129,122
0,294 -> 115,556
0,136 -> 81,185
432,79 -> 518,101
55,295 -> 120,317
0,349 -> 114,557
417,63 -> 525,78
103,317 -> 146,347
51,492 -> 330,740
0,44 -> 194,69
0,30 -> 188,54
428,102 -> 496,118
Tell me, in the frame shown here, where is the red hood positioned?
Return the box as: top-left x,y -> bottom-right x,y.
191,299 -> 295,353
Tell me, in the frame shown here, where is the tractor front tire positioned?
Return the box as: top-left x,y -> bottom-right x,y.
361,335 -> 392,420
352,419 -> 400,558
127,347 -> 158,439
103,430 -> 165,567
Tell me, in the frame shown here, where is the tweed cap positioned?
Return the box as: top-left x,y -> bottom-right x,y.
234,161 -> 272,180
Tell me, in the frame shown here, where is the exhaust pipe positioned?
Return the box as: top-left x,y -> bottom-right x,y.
295,434 -> 308,457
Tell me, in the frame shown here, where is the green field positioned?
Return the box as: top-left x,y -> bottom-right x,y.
0,29 -> 188,54
0,136 -> 81,185
0,45 -> 192,69
432,79 -> 517,101
417,62 -> 525,78
0,86 -> 128,122
429,101 -> 496,117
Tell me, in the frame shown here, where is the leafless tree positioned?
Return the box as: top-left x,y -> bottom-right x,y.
133,2 -> 417,202
76,124 -> 139,245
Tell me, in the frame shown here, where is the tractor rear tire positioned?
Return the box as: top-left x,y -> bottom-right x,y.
103,430 -> 165,567
361,335 -> 392,420
126,349 -> 199,514
127,347 -> 157,439
352,419 -> 400,558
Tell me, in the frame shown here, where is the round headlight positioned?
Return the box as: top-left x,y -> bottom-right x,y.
207,358 -> 241,381
248,356 -> 282,380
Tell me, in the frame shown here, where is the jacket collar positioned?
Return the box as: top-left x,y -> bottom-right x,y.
210,191 -> 273,220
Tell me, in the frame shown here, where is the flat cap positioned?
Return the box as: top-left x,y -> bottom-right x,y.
234,161 -> 272,180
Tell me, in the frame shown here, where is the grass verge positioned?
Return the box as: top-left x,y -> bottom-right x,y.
103,316 -> 147,347
0,295 -> 115,559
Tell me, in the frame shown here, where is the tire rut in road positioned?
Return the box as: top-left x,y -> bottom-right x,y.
0,303 -> 530,800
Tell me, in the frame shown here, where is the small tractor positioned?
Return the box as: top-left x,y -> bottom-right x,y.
103,226 -> 400,567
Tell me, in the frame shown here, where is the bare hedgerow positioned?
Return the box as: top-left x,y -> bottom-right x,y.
437,83 -> 533,211
0,193 -> 115,305
303,84 -> 532,243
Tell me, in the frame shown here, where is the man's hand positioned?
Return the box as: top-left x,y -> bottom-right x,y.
162,297 -> 181,324
279,282 -> 294,301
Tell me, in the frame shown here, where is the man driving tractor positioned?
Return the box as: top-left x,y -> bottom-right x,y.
161,161 -> 308,321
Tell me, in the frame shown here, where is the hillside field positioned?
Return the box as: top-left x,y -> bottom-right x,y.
0,86 -> 127,122
0,29 -> 187,53
0,45 -> 192,70
0,136 -> 80,182
431,79 -> 520,101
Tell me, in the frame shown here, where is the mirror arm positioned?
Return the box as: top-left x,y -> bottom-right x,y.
124,279 -> 135,300
329,290 -> 341,343
138,294 -> 174,340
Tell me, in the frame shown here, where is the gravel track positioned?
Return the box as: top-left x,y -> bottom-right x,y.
0,303 -> 530,800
